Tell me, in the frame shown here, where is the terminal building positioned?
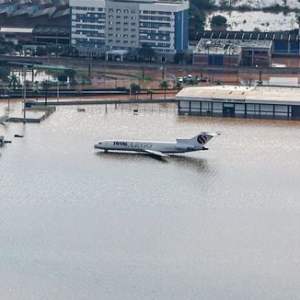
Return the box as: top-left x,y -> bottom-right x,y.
176,85 -> 300,120
198,30 -> 300,57
69,0 -> 189,59
193,38 -> 272,67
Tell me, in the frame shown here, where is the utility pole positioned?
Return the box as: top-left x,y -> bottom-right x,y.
7,85 -> 10,113
57,80 -> 60,102
44,81 -> 48,106
88,52 -> 92,79
23,65 -> 27,123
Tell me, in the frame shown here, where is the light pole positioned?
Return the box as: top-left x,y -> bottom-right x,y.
7,84 -> 11,113
56,80 -> 60,102
23,65 -> 27,123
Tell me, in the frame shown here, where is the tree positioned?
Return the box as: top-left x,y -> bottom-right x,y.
57,73 -> 68,83
8,74 -> 20,91
41,80 -> 50,105
32,81 -> 41,101
189,9 -> 206,41
138,45 -> 156,63
191,0 -> 214,10
160,80 -> 169,100
211,15 -> 228,31
35,47 -> 47,56
0,66 -> 10,82
219,0 -> 230,8
64,69 -> 76,85
130,83 -> 141,99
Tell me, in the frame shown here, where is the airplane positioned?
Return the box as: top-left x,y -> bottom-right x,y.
94,132 -> 219,158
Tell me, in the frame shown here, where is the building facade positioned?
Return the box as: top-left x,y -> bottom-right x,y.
70,0 -> 189,57
193,38 -> 272,67
177,85 -> 300,120
198,30 -> 300,57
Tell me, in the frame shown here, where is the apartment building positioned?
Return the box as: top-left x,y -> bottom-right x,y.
70,0 -> 189,58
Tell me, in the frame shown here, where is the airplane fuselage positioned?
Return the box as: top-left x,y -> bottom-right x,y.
95,140 -> 200,153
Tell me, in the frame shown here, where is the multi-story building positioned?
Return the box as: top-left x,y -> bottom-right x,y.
70,0 -> 189,59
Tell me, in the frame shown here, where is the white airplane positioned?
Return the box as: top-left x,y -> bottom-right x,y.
94,132 -> 219,157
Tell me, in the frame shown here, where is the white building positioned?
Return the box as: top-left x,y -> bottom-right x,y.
70,0 -> 189,58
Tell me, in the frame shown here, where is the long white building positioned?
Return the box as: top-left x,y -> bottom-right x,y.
70,0 -> 189,58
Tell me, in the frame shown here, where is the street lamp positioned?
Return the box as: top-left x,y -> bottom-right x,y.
56,80 -> 60,102
23,65 -> 27,123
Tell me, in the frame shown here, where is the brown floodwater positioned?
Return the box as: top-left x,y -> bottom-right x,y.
0,101 -> 300,300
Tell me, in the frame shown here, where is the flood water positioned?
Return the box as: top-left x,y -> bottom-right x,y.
0,102 -> 300,300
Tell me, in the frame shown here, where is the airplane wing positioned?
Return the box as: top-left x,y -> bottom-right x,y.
143,149 -> 168,158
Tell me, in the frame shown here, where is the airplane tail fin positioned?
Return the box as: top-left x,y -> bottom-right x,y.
177,132 -> 219,147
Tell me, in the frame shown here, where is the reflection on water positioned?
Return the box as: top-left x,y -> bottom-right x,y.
171,155 -> 210,173
95,150 -> 168,163
95,151 -> 211,173
0,102 -> 300,300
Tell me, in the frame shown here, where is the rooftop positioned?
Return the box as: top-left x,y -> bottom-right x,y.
194,39 -> 242,56
0,26 -> 33,33
194,38 -> 272,55
199,30 -> 300,42
176,85 -> 300,105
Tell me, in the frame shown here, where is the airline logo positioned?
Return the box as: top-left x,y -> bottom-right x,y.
197,135 -> 208,145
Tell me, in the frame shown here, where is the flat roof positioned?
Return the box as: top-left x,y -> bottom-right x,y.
0,27 -> 33,33
194,38 -> 272,55
176,85 -> 300,106
199,30 -> 300,41
194,39 -> 241,56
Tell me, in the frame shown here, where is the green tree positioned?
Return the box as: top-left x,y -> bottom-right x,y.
64,69 -> 76,85
32,81 -> 41,100
189,9 -> 206,41
191,0 -> 214,10
160,80 -> 169,100
211,15 -> 228,30
138,45 -> 156,63
8,74 -> 20,90
130,83 -> 141,99
0,66 -> 10,82
41,80 -> 51,105
35,47 -> 47,56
